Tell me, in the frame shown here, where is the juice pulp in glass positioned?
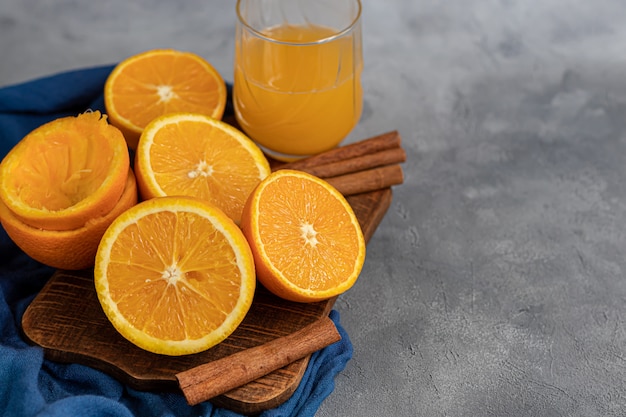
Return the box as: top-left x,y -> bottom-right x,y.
234,23 -> 363,158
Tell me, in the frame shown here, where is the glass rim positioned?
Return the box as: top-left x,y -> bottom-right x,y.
235,0 -> 362,46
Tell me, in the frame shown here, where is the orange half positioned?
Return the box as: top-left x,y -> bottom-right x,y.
0,111 -> 130,231
0,169 -> 137,270
241,169 -> 366,303
134,112 -> 270,224
94,196 -> 256,355
104,49 -> 227,149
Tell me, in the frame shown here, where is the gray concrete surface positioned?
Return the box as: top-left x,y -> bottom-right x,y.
4,0 -> 626,416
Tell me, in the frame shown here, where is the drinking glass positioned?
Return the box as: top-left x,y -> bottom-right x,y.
234,0 -> 363,161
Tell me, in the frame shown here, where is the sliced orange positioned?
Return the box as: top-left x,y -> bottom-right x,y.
94,196 -> 256,356
134,112 -> 270,224
0,168 -> 137,270
241,169 -> 366,303
104,49 -> 227,149
0,111 -> 130,231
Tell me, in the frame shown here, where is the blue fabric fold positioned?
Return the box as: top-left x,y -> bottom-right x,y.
0,67 -> 352,417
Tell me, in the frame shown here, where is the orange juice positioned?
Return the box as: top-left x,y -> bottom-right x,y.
234,23 -> 363,159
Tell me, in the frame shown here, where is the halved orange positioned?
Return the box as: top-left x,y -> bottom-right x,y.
104,49 -> 227,149
0,111 -> 130,231
0,168 -> 137,270
134,112 -> 270,224
94,196 -> 256,356
241,169 -> 366,303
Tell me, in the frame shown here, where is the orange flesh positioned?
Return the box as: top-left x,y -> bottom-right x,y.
105,210 -> 242,341
257,175 -> 362,291
6,119 -> 117,211
147,119 -> 267,222
109,53 -> 225,129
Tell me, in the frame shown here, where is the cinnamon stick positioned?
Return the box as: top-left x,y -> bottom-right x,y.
298,147 -> 406,179
326,165 -> 404,196
278,130 -> 401,171
176,317 -> 341,406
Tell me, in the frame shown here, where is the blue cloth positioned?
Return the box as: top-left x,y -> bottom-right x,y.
0,67 -> 352,417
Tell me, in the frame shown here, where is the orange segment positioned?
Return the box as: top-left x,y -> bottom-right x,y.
241,169 -> 366,303
135,112 -> 270,224
104,49 -> 227,149
0,168 -> 137,270
0,111 -> 130,231
94,196 -> 256,356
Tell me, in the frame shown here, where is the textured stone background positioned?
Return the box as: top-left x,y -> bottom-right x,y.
4,1 -> 626,416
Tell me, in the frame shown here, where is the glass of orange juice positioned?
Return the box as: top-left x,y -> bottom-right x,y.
234,0 -> 363,161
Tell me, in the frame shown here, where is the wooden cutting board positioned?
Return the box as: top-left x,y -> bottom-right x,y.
21,187 -> 393,415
